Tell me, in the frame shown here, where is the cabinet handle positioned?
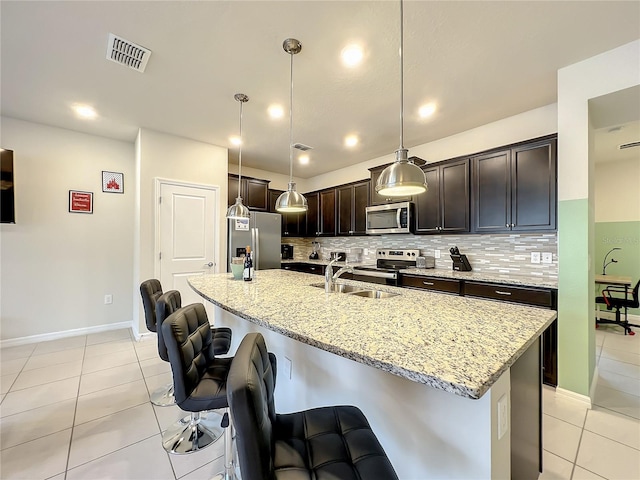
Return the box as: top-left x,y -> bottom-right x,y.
506,224 -> 510,228
511,223 -> 515,227
349,230 -> 353,234
495,290 -> 512,296
423,281 -> 434,286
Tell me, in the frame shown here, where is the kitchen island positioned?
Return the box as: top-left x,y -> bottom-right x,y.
189,270 -> 556,478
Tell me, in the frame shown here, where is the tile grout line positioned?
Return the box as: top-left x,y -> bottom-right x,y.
133,333 -> 180,480
63,334 -> 89,480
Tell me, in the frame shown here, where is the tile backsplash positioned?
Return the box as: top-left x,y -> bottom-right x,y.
282,233 -> 558,280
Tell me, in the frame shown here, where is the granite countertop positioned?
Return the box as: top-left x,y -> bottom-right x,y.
281,259 -> 557,289
189,270 -> 556,400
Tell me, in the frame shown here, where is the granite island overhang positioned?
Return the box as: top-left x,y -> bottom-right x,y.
188,269 -> 556,400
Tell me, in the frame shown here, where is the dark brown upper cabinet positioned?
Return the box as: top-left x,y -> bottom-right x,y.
268,188 -> 303,237
471,136 -> 557,233
337,180 -> 370,236
415,158 -> 469,234
369,165 -> 413,205
319,189 -> 337,236
304,192 -> 320,237
228,174 -> 269,211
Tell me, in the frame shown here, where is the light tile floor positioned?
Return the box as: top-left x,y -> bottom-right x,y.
0,325 -> 639,479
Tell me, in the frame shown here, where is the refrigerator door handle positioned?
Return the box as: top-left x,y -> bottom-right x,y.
253,228 -> 260,270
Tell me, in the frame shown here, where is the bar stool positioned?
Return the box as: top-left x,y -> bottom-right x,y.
139,279 -> 232,406
227,332 -> 399,480
162,303 -> 235,477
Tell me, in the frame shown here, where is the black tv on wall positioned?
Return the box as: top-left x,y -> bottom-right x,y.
1,148 -> 15,223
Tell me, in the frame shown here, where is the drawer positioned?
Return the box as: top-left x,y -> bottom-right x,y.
401,274 -> 461,294
463,282 -> 555,308
281,263 -> 324,275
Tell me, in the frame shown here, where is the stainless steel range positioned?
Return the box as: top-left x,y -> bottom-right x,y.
350,249 -> 420,286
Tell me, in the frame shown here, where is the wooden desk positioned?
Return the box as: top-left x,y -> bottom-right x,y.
595,274 -> 632,287
595,274 -> 636,335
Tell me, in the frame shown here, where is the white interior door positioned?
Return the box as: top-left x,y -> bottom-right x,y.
158,181 -> 218,307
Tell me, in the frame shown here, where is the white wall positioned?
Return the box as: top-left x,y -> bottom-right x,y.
0,117 -> 135,341
133,129 -> 228,335
595,158 -> 640,222
305,103 -> 558,192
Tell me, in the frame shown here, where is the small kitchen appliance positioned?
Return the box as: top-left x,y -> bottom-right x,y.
449,246 -> 472,271
281,244 -> 294,260
309,241 -> 320,260
416,256 -> 435,269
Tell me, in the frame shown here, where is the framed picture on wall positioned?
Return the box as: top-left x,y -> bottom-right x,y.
69,190 -> 93,214
102,171 -> 124,193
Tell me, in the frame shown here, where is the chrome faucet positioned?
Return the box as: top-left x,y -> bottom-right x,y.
325,258 -> 354,293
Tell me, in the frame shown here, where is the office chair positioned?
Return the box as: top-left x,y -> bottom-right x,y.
596,279 -> 639,336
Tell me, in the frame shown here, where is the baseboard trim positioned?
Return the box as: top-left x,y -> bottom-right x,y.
595,309 -> 640,324
0,321 -> 133,348
556,386 -> 593,409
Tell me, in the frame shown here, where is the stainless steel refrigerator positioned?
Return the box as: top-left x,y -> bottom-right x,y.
227,212 -> 282,271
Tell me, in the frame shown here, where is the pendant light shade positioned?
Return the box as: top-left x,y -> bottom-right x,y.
276,38 -> 308,213
376,0 -> 428,197
226,93 -> 251,219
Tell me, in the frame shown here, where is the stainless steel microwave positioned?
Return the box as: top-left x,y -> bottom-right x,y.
365,202 -> 414,234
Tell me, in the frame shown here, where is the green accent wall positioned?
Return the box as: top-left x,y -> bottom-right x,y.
595,221 -> 640,315
558,199 -> 595,396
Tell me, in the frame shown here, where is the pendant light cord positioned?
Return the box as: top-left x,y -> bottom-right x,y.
289,51 -> 294,183
237,99 -> 243,199
399,0 -> 404,151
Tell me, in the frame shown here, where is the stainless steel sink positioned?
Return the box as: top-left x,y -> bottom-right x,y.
348,290 -> 399,299
310,283 -> 399,298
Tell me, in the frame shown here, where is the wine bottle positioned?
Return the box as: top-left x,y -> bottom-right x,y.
243,246 -> 253,281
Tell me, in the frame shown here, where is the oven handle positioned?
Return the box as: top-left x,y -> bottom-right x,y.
352,268 -> 398,280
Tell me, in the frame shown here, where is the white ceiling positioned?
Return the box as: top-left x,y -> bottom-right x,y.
1,1 -> 639,178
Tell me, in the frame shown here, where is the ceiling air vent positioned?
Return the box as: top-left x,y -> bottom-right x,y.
106,33 -> 151,73
618,141 -> 640,150
293,143 -> 313,151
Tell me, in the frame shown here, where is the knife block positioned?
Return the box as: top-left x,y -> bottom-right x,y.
450,254 -> 472,272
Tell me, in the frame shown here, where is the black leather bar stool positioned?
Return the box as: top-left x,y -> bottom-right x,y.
162,303 -> 235,477
227,332 -> 399,480
139,279 -> 232,406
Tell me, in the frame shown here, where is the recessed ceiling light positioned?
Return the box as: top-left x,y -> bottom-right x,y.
344,135 -> 359,148
299,154 -> 310,165
72,104 -> 97,119
419,103 -> 437,118
229,135 -> 241,146
341,44 -> 363,67
268,105 -> 284,119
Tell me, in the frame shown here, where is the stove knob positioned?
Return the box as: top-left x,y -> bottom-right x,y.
411,252 -> 416,256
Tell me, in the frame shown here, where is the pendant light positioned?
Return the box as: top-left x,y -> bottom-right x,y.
275,38 -> 308,213
376,0 -> 428,197
226,93 -> 251,219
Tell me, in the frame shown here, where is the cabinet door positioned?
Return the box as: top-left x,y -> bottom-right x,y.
511,139 -> 557,231
352,181 -> 370,235
440,159 -> 470,233
228,176 -> 240,206
337,186 -> 353,236
245,178 -> 268,211
472,150 -> 511,233
282,213 -> 303,237
369,167 -> 412,205
414,166 -> 441,233
319,189 -> 336,236
304,192 -> 319,237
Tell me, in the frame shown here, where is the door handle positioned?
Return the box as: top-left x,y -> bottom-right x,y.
204,262 -> 214,267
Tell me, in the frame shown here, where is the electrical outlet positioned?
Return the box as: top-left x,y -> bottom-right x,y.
104,294 -> 113,305
530,252 -> 541,264
434,249 -> 441,259
497,394 -> 509,440
283,356 -> 292,380
542,252 -> 553,264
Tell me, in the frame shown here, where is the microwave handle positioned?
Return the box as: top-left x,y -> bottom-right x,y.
396,208 -> 402,229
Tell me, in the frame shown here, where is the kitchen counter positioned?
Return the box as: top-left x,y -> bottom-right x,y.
189,269 -> 556,399
281,259 -> 558,289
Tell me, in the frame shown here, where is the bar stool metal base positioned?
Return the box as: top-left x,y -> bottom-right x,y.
162,410 -> 223,454
150,382 -> 176,407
